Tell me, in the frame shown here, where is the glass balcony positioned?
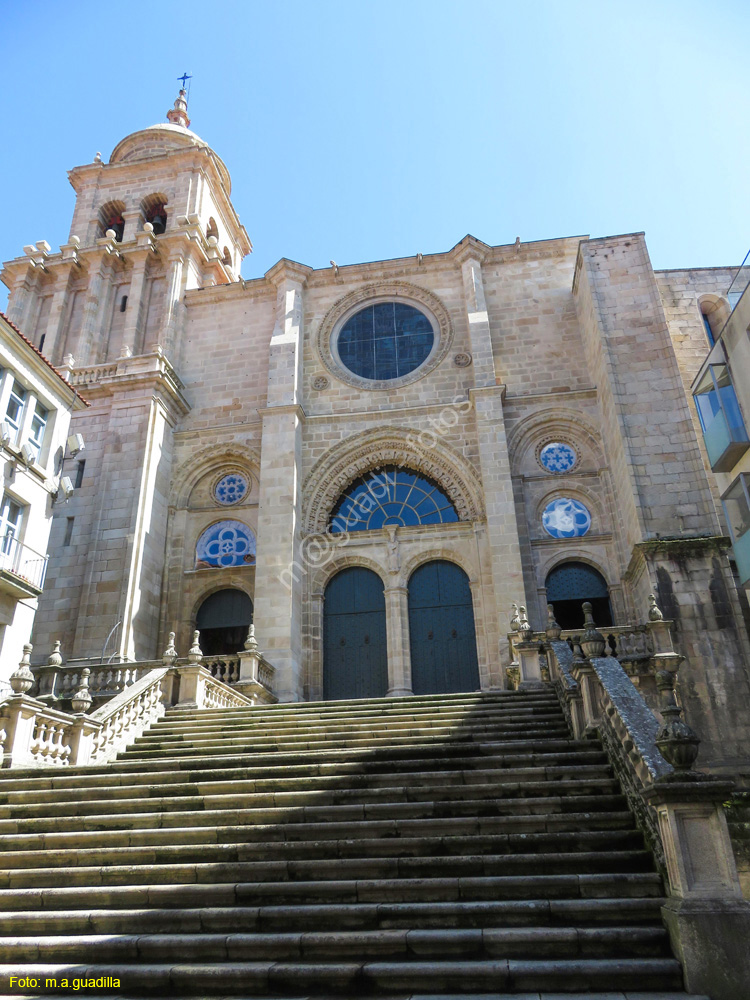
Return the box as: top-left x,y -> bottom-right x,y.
723,475 -> 750,587
694,364 -> 750,472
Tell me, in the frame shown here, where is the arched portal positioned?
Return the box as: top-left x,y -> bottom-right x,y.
545,561 -> 613,630
196,588 -> 253,655
408,560 -> 480,694
323,567 -> 387,700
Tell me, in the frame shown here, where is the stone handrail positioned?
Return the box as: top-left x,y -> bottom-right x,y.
87,667 -> 169,764
202,653 -> 240,687
35,662 -> 154,702
165,664 -> 255,709
0,661 -> 258,769
545,638 -> 672,870
0,696 -> 98,769
33,637 -> 278,707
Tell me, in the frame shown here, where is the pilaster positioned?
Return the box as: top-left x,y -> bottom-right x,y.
469,384 -> 527,666
253,260 -> 313,701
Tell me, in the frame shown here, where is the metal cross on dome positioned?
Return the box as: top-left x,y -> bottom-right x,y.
178,73 -> 192,88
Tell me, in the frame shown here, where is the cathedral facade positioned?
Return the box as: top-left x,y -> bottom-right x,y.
3,91 -> 750,778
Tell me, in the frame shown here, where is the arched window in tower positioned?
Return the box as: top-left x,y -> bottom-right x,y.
698,295 -> 730,348
545,561 -> 613,631
141,193 -> 168,235
329,466 -> 459,533
206,218 -> 219,242
222,247 -> 232,267
98,200 -> 126,242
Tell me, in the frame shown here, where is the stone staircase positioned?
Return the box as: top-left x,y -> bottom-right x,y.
0,689 -> 706,998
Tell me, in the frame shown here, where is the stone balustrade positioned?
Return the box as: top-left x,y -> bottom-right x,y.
513,599 -> 750,998
0,651 -> 264,769
30,626 -> 278,708
87,667 -> 169,764
202,653 -> 240,687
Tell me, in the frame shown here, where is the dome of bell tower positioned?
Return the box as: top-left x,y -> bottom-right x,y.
108,89 -> 232,194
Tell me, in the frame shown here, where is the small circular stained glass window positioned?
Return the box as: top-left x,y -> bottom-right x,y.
337,302 -> 434,381
542,497 -> 592,539
214,473 -> 249,506
195,520 -> 256,568
539,442 -> 577,474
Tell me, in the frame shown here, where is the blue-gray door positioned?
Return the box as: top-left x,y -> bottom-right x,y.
408,560 -> 480,694
323,567 -> 388,700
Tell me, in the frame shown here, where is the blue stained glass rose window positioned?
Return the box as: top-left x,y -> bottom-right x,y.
329,466 -> 458,532
195,520 -> 256,568
542,498 -> 592,539
337,303 -> 434,381
214,473 -> 249,505
539,442 -> 577,474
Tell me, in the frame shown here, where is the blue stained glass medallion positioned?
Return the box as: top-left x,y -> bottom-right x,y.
539,442 -> 577,473
214,473 -> 249,505
542,498 -> 591,539
196,520 -> 256,568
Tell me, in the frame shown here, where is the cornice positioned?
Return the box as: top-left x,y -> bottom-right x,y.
265,259 -> 314,288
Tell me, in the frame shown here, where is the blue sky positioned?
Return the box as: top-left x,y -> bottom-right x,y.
1,0 -> 749,309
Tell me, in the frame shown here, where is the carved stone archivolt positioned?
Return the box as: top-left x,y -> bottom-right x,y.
170,443 -> 260,508
314,281 -> 454,389
506,406 -> 604,474
301,427 -> 485,534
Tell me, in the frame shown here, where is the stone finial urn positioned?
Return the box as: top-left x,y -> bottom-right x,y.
244,624 -> 259,653
47,640 -> 63,669
580,602 -> 606,658
509,604 -> 521,632
654,668 -> 700,772
71,668 -> 92,714
517,606 -> 532,635
545,604 -> 562,640
648,594 -> 664,622
162,632 -> 178,666
10,644 -> 34,695
188,630 -> 203,664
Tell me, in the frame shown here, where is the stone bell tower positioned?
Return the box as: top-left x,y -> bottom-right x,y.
1,90 -> 252,664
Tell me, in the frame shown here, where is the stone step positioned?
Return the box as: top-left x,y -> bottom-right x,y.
0,809 -> 637,855
165,690 -> 560,718
0,792 -> 630,836
0,925 -> 672,962
0,957 -> 685,993
0,751 -> 611,794
0,850 -> 654,890
0,764 -> 615,805
142,712 -> 567,740
131,721 -> 571,750
119,729 -> 574,760
110,740 -> 604,771
0,872 -> 666,912
0,897 -> 666,935
150,698 -> 562,732
0,830 -> 645,871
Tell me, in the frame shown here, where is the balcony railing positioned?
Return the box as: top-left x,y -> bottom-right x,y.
0,534 -> 48,596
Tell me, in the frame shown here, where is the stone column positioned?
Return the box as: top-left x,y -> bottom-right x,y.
253,260 -> 312,702
384,585 -> 412,696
